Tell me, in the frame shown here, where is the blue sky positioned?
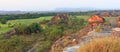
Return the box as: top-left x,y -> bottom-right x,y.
0,0 -> 119,11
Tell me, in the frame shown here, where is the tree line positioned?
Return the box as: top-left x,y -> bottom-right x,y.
1,10 -> 120,24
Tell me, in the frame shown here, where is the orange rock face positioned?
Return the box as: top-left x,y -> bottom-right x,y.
88,15 -> 105,25
118,17 -> 120,27
88,15 -> 105,30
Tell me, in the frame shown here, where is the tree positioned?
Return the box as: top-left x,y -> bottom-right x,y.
0,19 -> 7,24
15,23 -> 42,34
49,26 -> 63,40
27,23 -> 42,33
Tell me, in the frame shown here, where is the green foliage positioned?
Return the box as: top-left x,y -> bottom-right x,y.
0,23 -> 13,35
0,13 -> 55,21
0,35 -> 35,52
49,26 -> 63,40
15,23 -> 42,34
67,16 -> 87,33
7,23 -> 14,28
37,41 -> 51,52
0,15 -> 88,52
0,19 -> 7,24
15,23 -> 28,34
27,23 -> 42,33
0,16 -> 51,36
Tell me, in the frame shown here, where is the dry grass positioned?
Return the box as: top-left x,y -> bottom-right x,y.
77,37 -> 120,52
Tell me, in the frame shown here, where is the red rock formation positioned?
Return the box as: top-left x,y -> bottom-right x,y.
118,17 -> 120,27
88,15 -> 105,30
50,14 -> 69,25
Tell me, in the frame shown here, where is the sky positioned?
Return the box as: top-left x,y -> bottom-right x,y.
0,0 -> 120,11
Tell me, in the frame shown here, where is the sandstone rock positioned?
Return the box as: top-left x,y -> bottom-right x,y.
72,39 -> 78,46
111,28 -> 120,38
50,14 -> 69,25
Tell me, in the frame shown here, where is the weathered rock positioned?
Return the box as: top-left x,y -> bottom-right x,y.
63,28 -> 111,52
88,15 -> 105,26
51,27 -> 89,52
51,36 -> 73,52
50,14 -> 69,25
118,17 -> 120,27
111,28 -> 120,38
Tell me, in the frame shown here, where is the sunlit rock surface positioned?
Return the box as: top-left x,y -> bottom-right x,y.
63,29 -> 111,52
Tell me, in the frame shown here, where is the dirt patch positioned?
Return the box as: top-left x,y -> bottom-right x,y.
3,29 -> 16,38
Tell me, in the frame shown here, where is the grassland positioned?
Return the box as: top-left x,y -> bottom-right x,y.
8,16 -> 52,24
77,15 -> 89,20
0,15 -> 118,35
0,15 -> 89,52
0,16 -> 53,52
0,23 -> 13,35
0,16 -> 52,34
1,15 -> 118,35
0,15 -> 89,35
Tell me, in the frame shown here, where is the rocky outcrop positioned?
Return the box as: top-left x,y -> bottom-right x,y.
118,17 -> 120,27
88,15 -> 105,26
51,36 -> 73,52
63,28 -> 111,52
50,14 -> 69,25
51,27 -> 89,52
111,28 -> 120,38
51,26 -> 120,52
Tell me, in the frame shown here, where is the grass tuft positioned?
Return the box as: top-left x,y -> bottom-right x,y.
77,37 -> 120,52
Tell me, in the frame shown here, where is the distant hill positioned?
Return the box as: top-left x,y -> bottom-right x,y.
0,11 -> 27,15
0,11 -> 56,15
54,7 -> 99,12
0,8 -> 120,16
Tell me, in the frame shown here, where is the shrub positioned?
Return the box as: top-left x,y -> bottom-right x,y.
77,38 -> 120,52
49,26 -> 63,40
95,26 -> 102,32
37,41 -> 51,52
15,23 -> 42,34
103,21 -> 110,25
0,35 -> 35,52
27,23 -> 42,33
7,23 -> 14,28
0,19 -> 7,24
15,23 -> 28,34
